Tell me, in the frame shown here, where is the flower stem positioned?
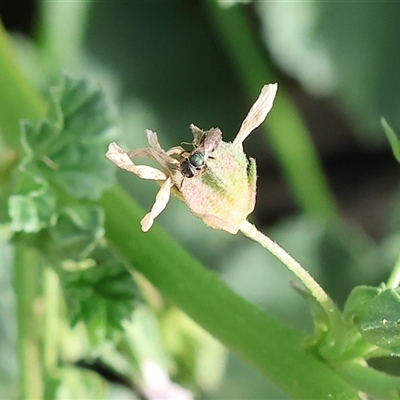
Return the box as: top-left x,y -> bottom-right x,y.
240,220 -> 346,355
240,220 -> 331,307
101,187 -> 360,399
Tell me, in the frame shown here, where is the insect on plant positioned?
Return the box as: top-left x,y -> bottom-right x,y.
106,84 -> 278,233
179,126 -> 222,179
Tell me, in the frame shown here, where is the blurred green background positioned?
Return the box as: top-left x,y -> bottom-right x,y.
1,1 -> 400,398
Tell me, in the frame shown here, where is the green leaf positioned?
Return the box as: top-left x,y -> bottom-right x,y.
48,205 -> 105,260
52,366 -> 107,400
61,260 -> 137,345
292,282 -> 331,349
21,75 -> 118,200
8,167 -> 57,232
43,203 -> 137,345
46,204 -> 138,342
343,285 -> 380,321
8,75 -> 118,231
347,286 -> 400,355
382,118 -> 400,163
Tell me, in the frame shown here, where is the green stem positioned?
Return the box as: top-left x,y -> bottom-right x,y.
35,0 -> 93,71
239,220 -> 336,311
43,267 -> 60,372
100,186 -> 360,399
13,241 -> 43,399
0,23 -> 47,151
334,360 -> 400,399
386,251 -> 400,289
240,220 -> 346,356
42,267 -> 62,399
204,1 -> 338,221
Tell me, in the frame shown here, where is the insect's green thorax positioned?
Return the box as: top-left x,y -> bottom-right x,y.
189,152 -> 205,167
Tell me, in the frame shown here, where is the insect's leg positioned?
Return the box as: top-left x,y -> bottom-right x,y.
167,146 -> 187,156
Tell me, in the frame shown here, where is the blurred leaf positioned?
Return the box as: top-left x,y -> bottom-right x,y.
382,118 -> 400,163
8,167 -> 57,232
54,366 -> 107,400
8,75 -> 118,232
123,305 -> 169,368
217,0 -> 252,8
62,261 -> 137,345
48,205 -> 105,260
256,3 -> 400,139
292,281 -> 331,350
160,307 -> 226,394
21,75 -> 118,200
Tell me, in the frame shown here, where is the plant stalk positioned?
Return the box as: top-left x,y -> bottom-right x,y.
240,219 -> 347,357
13,241 -> 43,399
101,186 -> 360,400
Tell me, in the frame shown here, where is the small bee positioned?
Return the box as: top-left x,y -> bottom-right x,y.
180,126 -> 222,178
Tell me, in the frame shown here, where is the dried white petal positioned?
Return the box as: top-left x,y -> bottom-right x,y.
128,147 -> 155,158
141,177 -> 174,232
189,123 -> 205,147
233,83 -> 278,149
106,142 -> 167,180
167,146 -> 186,156
146,129 -> 163,150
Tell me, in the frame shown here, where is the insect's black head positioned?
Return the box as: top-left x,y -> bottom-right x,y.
180,159 -> 196,178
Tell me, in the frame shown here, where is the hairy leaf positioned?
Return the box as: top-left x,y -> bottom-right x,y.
21,75 -> 118,200
48,205 -> 105,260
8,167 -> 57,232
62,261 -> 138,344
8,75 -> 118,232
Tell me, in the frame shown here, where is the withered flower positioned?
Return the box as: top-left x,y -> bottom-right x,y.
106,83 -> 278,233
106,83 -> 344,350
